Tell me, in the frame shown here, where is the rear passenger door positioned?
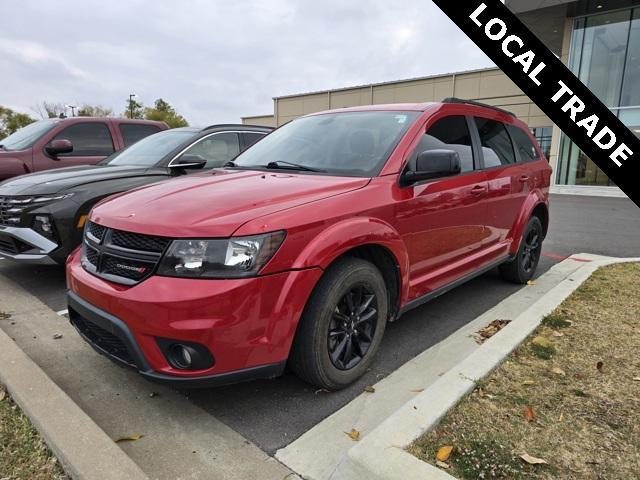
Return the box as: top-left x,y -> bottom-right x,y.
471,117 -> 522,249
119,124 -> 163,148
47,122 -> 115,168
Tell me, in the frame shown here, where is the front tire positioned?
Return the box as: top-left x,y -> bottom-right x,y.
499,216 -> 544,284
289,257 -> 388,390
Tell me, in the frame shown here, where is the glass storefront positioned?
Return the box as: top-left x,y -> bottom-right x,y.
557,6 -> 640,186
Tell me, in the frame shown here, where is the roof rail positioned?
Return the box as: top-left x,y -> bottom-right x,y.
200,124 -> 274,132
442,97 -> 516,117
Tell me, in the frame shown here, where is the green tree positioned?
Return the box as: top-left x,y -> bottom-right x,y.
78,104 -> 113,117
0,107 -> 36,140
144,98 -> 188,128
123,98 -> 144,119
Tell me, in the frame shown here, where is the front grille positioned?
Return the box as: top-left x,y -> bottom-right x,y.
0,196 -> 31,226
111,229 -> 169,253
0,233 -> 30,255
71,313 -> 135,366
82,222 -> 168,285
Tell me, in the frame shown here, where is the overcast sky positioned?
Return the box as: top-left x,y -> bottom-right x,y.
0,1 -> 494,125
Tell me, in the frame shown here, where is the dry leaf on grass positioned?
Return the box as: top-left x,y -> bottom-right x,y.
115,434 -> 144,443
364,385 -> 375,393
551,330 -> 564,337
0,388 -> 6,402
596,361 -> 604,372
531,336 -> 552,348
522,379 -> 536,385
523,405 -> 536,422
551,367 -> 566,376
345,429 -> 360,441
473,319 -> 511,344
436,445 -> 453,462
520,453 -> 548,465
435,460 -> 451,469
633,377 -> 640,382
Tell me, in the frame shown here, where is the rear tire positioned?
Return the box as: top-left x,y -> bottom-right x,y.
499,216 -> 543,284
289,257 -> 388,390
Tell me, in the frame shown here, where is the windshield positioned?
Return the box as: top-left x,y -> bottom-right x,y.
231,111 -> 419,177
105,129 -> 195,166
0,120 -> 59,151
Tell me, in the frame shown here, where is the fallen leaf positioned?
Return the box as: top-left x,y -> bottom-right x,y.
345,429 -> 360,441
115,434 -> 144,443
409,388 -> 424,393
0,388 -> 6,402
473,319 -> 511,344
527,280 -> 536,285
477,387 -> 485,397
364,385 -> 375,393
551,330 -> 564,337
558,412 -> 564,422
523,405 -> 536,422
520,453 -> 548,465
435,460 -> 451,469
596,361 -> 603,372
52,333 -> 63,340
522,379 -> 536,386
633,377 -> 640,382
551,367 -> 566,376
436,445 -> 454,462
531,336 -> 552,348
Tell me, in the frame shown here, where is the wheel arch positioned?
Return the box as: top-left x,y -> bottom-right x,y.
509,191 -> 549,255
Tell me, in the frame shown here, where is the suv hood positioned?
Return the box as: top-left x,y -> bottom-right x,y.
91,169 -> 370,237
0,165 -> 155,195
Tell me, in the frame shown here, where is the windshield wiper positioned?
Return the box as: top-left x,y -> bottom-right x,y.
266,160 -> 324,172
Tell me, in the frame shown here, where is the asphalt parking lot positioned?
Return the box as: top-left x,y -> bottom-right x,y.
0,194 -> 638,454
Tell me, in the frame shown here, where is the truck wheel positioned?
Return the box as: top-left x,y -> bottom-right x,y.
289,257 -> 388,390
499,216 -> 543,284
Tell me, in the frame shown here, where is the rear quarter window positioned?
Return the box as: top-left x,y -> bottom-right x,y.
507,125 -> 541,162
120,124 -> 162,147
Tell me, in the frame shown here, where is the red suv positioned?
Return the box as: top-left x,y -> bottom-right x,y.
67,100 -> 551,390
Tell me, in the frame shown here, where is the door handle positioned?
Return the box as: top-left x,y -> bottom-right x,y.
519,175 -> 530,183
471,185 -> 487,196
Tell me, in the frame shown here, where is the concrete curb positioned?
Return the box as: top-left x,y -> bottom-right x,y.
330,254 -> 639,480
0,327 -> 148,480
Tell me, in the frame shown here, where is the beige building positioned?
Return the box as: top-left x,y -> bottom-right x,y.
243,1 -> 639,190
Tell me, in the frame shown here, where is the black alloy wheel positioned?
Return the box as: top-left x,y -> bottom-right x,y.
328,284 -> 378,370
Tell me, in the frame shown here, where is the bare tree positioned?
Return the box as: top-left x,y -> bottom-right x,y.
31,101 -> 67,119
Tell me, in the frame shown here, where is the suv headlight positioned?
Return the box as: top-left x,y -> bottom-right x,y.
157,231 -> 286,279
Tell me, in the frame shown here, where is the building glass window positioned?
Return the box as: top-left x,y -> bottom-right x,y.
531,127 -> 552,160
558,7 -> 639,186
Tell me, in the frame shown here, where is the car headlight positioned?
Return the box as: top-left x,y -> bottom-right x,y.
32,215 -> 57,240
157,231 -> 286,278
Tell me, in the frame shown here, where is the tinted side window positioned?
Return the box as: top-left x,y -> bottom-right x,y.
181,133 -> 240,168
410,116 -> 474,173
507,125 -> 540,162
474,118 -> 516,168
120,124 -> 161,147
242,132 -> 266,150
53,123 -> 114,156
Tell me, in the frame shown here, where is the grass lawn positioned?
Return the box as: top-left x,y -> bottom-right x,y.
0,385 -> 68,479
408,262 -> 640,479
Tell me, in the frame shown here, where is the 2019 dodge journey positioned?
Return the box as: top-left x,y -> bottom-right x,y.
66,99 -> 552,390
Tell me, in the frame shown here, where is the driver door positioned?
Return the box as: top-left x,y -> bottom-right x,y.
395,114 -> 489,299
177,132 -> 240,170
46,122 -> 115,168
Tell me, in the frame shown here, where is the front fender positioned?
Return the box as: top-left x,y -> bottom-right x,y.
0,156 -> 30,181
509,189 -> 549,255
287,217 -> 411,300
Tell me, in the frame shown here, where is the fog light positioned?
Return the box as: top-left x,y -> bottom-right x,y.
156,338 -> 215,371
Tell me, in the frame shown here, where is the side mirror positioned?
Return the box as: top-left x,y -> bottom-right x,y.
169,154 -> 207,170
402,149 -> 461,185
45,139 -> 74,158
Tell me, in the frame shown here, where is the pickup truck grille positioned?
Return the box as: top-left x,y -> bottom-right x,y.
0,196 -> 31,226
82,221 -> 170,285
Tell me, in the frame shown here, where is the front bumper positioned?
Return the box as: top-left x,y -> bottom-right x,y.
0,225 -> 58,264
66,249 -> 323,387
